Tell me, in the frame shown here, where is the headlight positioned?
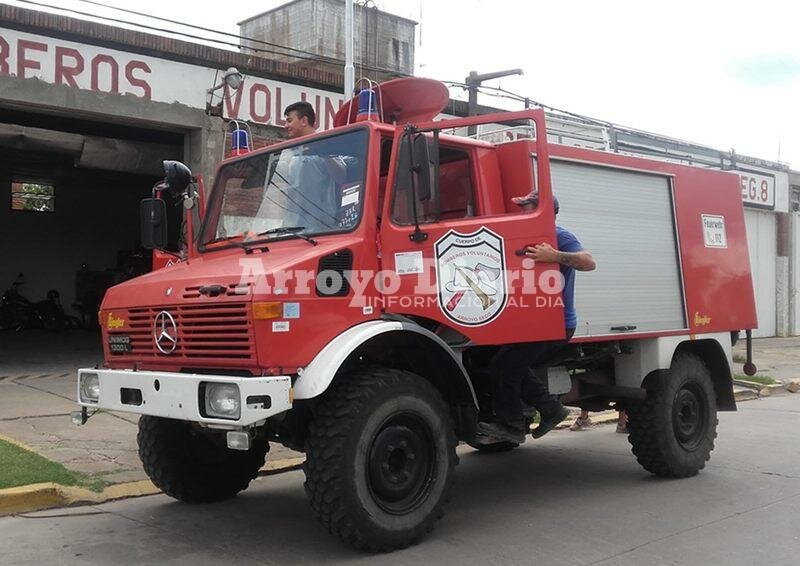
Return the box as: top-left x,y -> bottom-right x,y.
80,373 -> 100,403
204,383 -> 241,420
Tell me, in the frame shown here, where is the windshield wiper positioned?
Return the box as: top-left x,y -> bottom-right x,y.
205,235 -> 270,254
205,235 -> 235,245
256,226 -> 318,246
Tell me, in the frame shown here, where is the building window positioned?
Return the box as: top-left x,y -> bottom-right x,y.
391,38 -> 400,68
11,181 -> 55,213
401,41 -> 409,70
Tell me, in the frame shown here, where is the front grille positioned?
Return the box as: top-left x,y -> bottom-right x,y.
109,302 -> 255,361
182,283 -> 252,300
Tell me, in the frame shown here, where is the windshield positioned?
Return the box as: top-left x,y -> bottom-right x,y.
202,129 -> 369,246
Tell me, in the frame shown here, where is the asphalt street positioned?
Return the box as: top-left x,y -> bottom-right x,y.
2,395 -> 799,566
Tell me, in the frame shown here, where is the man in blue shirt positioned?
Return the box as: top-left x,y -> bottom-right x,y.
478,195 -> 596,444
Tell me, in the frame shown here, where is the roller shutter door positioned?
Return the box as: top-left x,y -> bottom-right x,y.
550,160 -> 686,338
744,209 -> 776,337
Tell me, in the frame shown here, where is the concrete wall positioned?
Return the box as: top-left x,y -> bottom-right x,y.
789,172 -> 800,335
240,0 -> 312,56
240,0 -> 416,76
0,75 -> 225,188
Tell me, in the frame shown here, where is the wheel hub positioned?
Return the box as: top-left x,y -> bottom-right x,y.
672,383 -> 707,450
367,415 -> 434,514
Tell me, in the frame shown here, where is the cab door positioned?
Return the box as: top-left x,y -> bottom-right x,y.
378,110 -> 566,346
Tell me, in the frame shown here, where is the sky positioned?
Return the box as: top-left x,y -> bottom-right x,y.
7,0 -> 800,168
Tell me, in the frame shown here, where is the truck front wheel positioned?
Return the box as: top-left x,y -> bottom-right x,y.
627,352 -> 718,478
137,416 -> 268,503
304,368 -> 458,551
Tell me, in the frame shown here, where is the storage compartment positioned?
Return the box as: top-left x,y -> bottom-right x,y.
550,160 -> 687,337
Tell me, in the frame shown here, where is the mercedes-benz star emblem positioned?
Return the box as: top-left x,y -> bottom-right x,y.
153,311 -> 178,354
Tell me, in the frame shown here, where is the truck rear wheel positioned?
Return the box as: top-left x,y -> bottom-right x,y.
304,368 -> 458,552
137,416 -> 268,503
627,352 -> 718,478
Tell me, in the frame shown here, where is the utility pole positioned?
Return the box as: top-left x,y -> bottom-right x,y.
465,69 -> 523,136
344,0 -> 355,99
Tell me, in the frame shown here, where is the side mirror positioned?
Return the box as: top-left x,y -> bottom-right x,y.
162,160 -> 193,195
140,198 -> 168,250
411,133 -> 433,202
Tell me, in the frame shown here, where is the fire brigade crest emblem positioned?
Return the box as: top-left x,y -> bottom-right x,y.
434,227 -> 508,326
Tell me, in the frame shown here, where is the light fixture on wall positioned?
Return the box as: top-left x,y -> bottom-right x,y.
206,67 -> 244,116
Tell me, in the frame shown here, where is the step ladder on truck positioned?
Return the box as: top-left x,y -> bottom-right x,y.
74,77 -> 758,551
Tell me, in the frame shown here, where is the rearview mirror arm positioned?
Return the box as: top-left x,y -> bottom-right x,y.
431,129 -> 441,221
405,124 -> 428,243
144,181 -> 181,258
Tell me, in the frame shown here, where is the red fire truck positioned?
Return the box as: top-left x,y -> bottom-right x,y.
75,78 -> 757,551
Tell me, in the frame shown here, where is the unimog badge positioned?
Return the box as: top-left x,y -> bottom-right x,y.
435,227 -> 508,326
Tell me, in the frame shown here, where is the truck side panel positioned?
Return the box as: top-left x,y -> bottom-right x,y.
614,332 -> 732,388
547,144 -> 757,335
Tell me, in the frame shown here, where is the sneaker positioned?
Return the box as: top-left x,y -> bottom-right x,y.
531,406 -> 570,439
477,421 -> 526,444
569,416 -> 592,431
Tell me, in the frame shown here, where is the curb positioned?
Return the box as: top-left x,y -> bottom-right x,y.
732,379 -> 764,390
0,456 -> 305,517
0,481 -> 161,517
260,456 -> 305,475
734,387 -> 759,402
0,483 -> 69,516
556,410 -> 620,430
0,432 -> 39,452
733,382 -> 793,398
757,383 -> 789,397
733,379 -> 791,397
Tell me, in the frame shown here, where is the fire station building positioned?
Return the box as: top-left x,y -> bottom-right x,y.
0,3 -> 797,340
0,4 -> 353,332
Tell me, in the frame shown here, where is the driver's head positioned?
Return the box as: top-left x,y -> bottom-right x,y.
284,102 -> 316,139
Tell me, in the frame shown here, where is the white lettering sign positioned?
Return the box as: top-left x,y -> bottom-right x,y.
0,27 -> 344,129
738,171 -> 775,209
701,214 -> 727,248
394,251 -> 424,275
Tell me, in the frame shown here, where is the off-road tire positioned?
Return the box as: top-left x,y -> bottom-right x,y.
627,353 -> 718,478
304,368 -> 458,552
137,416 -> 268,503
0,306 -> 13,331
467,440 -> 519,453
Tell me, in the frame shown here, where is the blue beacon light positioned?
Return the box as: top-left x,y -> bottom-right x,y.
356,88 -> 379,122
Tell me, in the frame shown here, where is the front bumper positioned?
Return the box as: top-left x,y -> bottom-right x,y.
76,368 -> 292,427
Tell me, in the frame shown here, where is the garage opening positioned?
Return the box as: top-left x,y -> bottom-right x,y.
0,109 -> 184,373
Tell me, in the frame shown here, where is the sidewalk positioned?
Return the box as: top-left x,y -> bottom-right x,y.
0,334 -> 797,498
0,373 -> 303,487
733,336 -> 800,383
0,330 -> 302,490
